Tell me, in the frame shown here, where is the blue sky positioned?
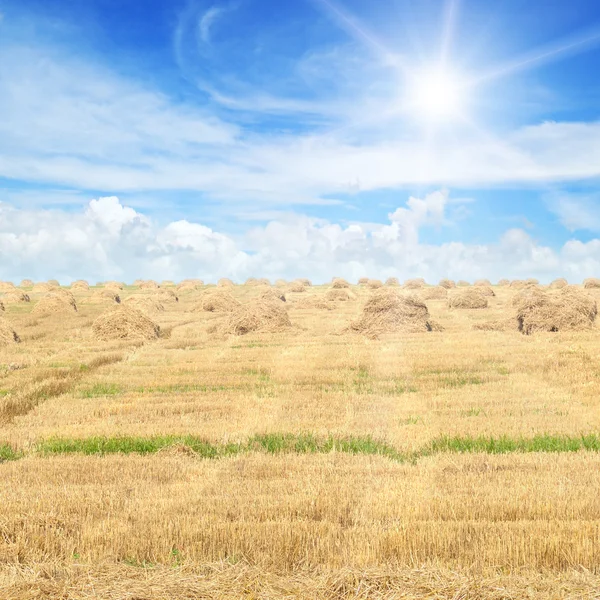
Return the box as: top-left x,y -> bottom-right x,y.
0,0 -> 600,282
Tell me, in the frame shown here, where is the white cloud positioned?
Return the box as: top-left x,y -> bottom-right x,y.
198,7 -> 225,44
546,194 -> 600,232
0,193 -> 598,285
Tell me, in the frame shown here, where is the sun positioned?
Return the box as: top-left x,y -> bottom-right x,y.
407,66 -> 466,121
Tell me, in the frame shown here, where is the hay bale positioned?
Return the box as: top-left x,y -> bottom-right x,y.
260,289 -> 286,303
245,277 -> 259,286
47,279 -> 60,287
2,292 -> 30,304
48,288 -> 76,304
19,279 -> 34,288
177,283 -> 199,293
257,278 -> 271,286
217,301 -> 292,335
139,281 -> 159,290
33,293 -> 78,315
198,290 -> 241,313
477,286 -> 496,297
549,278 -> 568,289
217,278 -> 235,288
438,279 -> 456,289
347,289 -> 437,338
457,280 -> 471,287
275,279 -> 287,287
420,286 -> 448,300
161,280 -> 175,287
0,282 -> 16,292
92,307 -> 160,341
296,278 -> 312,287
332,278 -> 350,289
0,318 -> 20,345
179,279 -> 204,288
403,279 -> 426,289
91,289 -> 121,304
288,282 -> 306,293
123,296 -> 165,314
497,279 -> 510,286
474,279 -> 492,287
385,277 -> 400,286
32,282 -> 54,293
584,278 -> 600,289
325,289 -> 354,302
367,279 -> 383,289
509,280 -> 526,289
157,289 -> 179,303
291,295 -> 333,310
358,277 -> 369,285
71,280 -> 90,292
526,278 -> 539,285
105,281 -> 125,290
448,289 -> 488,309
514,287 -> 597,334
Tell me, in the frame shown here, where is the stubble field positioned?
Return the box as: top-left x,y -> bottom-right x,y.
1,279 -> 600,599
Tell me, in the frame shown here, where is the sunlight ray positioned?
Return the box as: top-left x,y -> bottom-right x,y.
440,0 -> 461,67
310,0 -> 409,71
470,26 -> 600,86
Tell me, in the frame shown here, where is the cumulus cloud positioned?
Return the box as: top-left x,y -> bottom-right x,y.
1,193 -> 599,284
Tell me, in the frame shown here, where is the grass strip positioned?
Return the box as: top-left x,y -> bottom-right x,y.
7,433 -> 600,464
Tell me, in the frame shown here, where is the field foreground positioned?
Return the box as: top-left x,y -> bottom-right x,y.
1,281 -> 600,598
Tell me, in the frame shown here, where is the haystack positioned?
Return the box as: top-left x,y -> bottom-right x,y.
549,278 -> 568,289
0,282 -> 16,292
497,279 -> 510,286
217,278 -> 235,287
32,282 -> 54,293
104,281 -> 124,290
457,280 -> 471,287
257,278 -> 271,286
92,307 -> 160,341
583,278 -> 600,289
403,278 -> 426,289
474,279 -> 492,287
332,278 -> 350,289
288,282 -> 306,293
161,280 -> 175,287
296,278 -> 312,287
439,278 -> 456,289
133,279 -> 145,287
385,277 -> 400,286
91,289 -> 121,304
179,279 -> 204,288
275,279 -> 287,287
526,278 -> 539,285
292,295 -> 333,310
198,290 -> 241,313
358,277 -> 369,285
0,301 -> 4,312
139,281 -> 159,290
47,279 -> 60,287
48,288 -> 76,304
32,293 -> 78,315
448,288 -> 488,309
514,287 -> 597,334
367,279 -> 383,289
325,288 -> 354,302
260,289 -> 286,303
19,279 -> 34,288
176,283 -> 199,293
157,289 -> 179,303
216,300 -> 292,336
71,280 -> 90,291
347,289 -> 438,338
2,292 -> 30,304
420,286 -> 448,300
245,277 -> 259,286
477,286 -> 496,297
0,318 -> 20,345
509,280 -> 526,289
123,296 -> 165,314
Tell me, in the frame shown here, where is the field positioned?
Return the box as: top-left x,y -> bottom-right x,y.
1,280 -> 600,599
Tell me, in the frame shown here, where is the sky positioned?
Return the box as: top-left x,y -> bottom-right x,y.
1,0 -> 600,284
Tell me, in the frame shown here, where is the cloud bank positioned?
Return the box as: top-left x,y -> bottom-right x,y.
1,192 -> 599,284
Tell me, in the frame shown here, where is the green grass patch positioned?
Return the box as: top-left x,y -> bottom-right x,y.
0,443 -> 21,461
20,432 -> 600,464
80,383 -> 124,398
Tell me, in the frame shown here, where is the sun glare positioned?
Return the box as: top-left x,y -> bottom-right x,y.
408,66 -> 465,121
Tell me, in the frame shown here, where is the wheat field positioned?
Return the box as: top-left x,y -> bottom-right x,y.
1,281 -> 600,598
